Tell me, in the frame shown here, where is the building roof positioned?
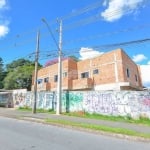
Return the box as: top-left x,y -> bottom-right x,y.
44,56 -> 78,67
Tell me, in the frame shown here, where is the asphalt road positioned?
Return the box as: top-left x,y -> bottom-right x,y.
0,117 -> 150,150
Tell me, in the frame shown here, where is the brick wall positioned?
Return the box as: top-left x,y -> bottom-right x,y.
32,49 -> 143,91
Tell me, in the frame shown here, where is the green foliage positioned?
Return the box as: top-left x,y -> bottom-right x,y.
64,112 -> 150,126
0,57 -> 6,89
46,118 -> 150,139
19,106 -> 32,111
6,58 -> 34,72
3,58 -> 42,91
18,107 -> 55,114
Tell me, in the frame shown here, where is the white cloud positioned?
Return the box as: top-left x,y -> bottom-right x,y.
140,65 -> 150,88
0,25 -> 9,36
101,0 -> 145,22
133,55 -> 150,87
79,47 -> 104,60
132,54 -> 147,63
0,0 -> 6,9
0,0 -> 9,37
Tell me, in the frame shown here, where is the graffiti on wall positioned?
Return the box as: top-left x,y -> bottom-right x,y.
44,92 -> 56,110
13,89 -> 27,107
26,92 -> 56,110
62,92 -> 83,112
12,90 -> 150,118
82,91 -> 150,118
83,92 -> 118,114
25,92 -> 33,107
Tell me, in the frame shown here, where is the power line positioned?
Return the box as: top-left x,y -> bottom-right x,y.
1,0 -> 149,51
95,38 -> 150,48
3,21 -> 149,51
63,6 -> 148,31
0,1 -> 102,46
1,1 -> 150,67
62,38 -> 150,57
3,37 -> 150,67
63,23 -> 150,45
61,1 -> 103,21
61,0 -> 149,22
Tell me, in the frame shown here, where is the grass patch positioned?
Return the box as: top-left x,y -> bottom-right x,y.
63,112 -> 150,126
45,118 -> 150,139
18,107 -> 150,126
18,107 -> 55,114
18,106 -> 32,111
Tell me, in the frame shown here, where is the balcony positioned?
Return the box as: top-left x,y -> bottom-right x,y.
72,78 -> 93,90
50,78 -> 73,91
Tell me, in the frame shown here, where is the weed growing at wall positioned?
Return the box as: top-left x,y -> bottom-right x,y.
64,112 -> 150,126
18,107 -> 55,114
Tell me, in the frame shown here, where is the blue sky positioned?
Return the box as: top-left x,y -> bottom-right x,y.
0,0 -> 150,87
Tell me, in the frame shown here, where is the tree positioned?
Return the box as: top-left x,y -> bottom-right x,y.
4,58 -> 42,91
0,57 -> 6,89
6,58 -> 34,72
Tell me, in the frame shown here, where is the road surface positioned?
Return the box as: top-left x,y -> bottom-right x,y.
0,116 -> 150,150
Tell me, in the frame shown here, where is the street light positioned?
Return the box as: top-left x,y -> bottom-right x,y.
42,18 -> 62,115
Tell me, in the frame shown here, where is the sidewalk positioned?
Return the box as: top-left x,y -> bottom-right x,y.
0,107 -> 150,135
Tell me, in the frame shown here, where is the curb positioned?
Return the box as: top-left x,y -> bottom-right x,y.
1,114 -> 150,143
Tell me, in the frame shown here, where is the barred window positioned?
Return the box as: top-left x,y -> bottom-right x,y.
135,75 -> 138,82
44,77 -> 49,83
54,75 -> 58,82
37,79 -> 43,84
93,69 -> 99,74
126,68 -> 130,78
63,72 -> 67,77
81,72 -> 89,78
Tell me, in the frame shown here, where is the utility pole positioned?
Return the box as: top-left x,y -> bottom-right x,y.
41,18 -> 63,115
33,30 -> 40,114
56,20 -> 62,115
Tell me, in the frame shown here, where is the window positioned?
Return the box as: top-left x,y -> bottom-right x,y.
37,79 -> 43,84
126,68 -> 130,78
44,77 -> 49,83
135,75 -> 138,82
81,72 -> 89,78
54,75 -> 58,82
93,69 -> 99,74
63,72 -> 67,77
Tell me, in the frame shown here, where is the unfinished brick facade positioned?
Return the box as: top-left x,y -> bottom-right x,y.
32,49 -> 143,91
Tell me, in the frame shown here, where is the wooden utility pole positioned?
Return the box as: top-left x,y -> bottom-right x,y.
33,30 -> 40,114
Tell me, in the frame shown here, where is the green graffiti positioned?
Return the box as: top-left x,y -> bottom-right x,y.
62,92 -> 83,112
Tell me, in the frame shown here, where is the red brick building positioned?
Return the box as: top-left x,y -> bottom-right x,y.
32,49 -> 143,91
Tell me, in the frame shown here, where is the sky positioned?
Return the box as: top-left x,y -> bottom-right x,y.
0,0 -> 150,88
